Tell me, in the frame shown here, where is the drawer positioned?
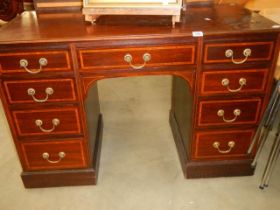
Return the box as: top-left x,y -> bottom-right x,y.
204,42 -> 273,64
20,139 -> 87,170
78,45 -> 195,71
0,50 -> 71,74
193,130 -> 254,159
3,78 -> 77,104
197,98 -> 262,127
200,69 -> 268,95
12,107 -> 82,138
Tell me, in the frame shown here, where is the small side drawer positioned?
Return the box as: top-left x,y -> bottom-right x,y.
20,139 -> 87,171
200,69 -> 268,95
3,78 -> 77,104
193,130 -> 254,159
78,45 -> 196,71
204,42 -> 273,64
197,98 -> 262,127
12,107 -> 82,138
0,50 -> 71,74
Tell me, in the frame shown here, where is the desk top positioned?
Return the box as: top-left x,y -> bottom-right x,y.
0,5 -> 280,44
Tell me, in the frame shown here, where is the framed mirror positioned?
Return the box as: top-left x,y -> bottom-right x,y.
83,0 -> 183,26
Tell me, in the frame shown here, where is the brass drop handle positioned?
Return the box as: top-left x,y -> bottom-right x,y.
124,53 -> 151,70
35,118 -> 60,133
42,152 -> 66,164
221,78 -> 246,92
225,48 -> 251,64
212,141 -> 235,154
217,109 -> 241,123
19,58 -> 48,74
27,87 -> 54,103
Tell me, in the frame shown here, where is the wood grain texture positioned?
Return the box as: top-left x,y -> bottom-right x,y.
200,69 -> 268,95
3,78 -> 77,104
197,98 -> 262,127
0,51 -> 71,74
20,139 -> 87,170
12,107 -> 83,139
193,129 -> 254,159
78,45 -> 195,71
204,42 -> 274,64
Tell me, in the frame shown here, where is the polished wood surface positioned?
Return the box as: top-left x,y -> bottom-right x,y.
0,5 -> 279,44
3,78 -> 77,104
197,98 -> 262,127
0,5 -> 280,188
0,50 -> 71,74
20,139 -> 87,170
78,45 -> 195,71
193,129 -> 254,159
200,69 -> 268,95
12,107 -> 83,139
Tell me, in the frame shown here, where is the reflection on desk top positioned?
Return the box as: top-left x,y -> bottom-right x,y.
0,4 -> 280,44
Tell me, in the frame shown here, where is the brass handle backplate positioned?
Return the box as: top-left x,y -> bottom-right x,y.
225,48 -> 251,64
221,78 -> 246,92
19,57 -> 48,74
35,118 -> 60,133
27,87 -> 54,103
124,53 -> 151,70
217,109 -> 241,123
42,152 -> 66,163
212,141 -> 235,154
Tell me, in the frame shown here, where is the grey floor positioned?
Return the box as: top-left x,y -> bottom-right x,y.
0,76 -> 279,210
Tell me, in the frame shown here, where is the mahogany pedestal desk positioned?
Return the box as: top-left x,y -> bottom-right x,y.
0,5 -> 280,188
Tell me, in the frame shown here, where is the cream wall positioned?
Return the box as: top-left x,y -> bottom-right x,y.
246,0 -> 280,23
246,0 -> 280,65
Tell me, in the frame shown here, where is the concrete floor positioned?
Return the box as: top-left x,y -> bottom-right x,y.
0,76 -> 279,210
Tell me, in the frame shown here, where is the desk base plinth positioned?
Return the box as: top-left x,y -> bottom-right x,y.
21,115 -> 103,188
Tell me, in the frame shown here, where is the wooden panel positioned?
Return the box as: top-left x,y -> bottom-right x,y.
3,78 -> 77,104
78,45 -> 195,71
193,130 -> 254,159
0,51 -> 71,74
20,139 -> 87,170
204,42 -> 274,64
12,107 -> 82,138
200,69 -> 268,95
197,98 -> 262,127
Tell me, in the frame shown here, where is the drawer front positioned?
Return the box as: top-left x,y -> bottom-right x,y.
200,69 -> 268,95
78,45 -> 195,71
20,139 -> 87,170
3,79 -> 77,104
197,98 -> 262,127
204,42 -> 273,64
0,50 -> 71,74
12,108 -> 82,138
193,130 -> 254,159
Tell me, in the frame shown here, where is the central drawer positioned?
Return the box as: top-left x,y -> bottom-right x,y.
197,98 -> 262,127
12,107 -> 82,139
78,45 -> 196,71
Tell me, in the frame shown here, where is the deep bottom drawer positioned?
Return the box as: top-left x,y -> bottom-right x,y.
20,139 -> 88,171
193,130 -> 254,160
